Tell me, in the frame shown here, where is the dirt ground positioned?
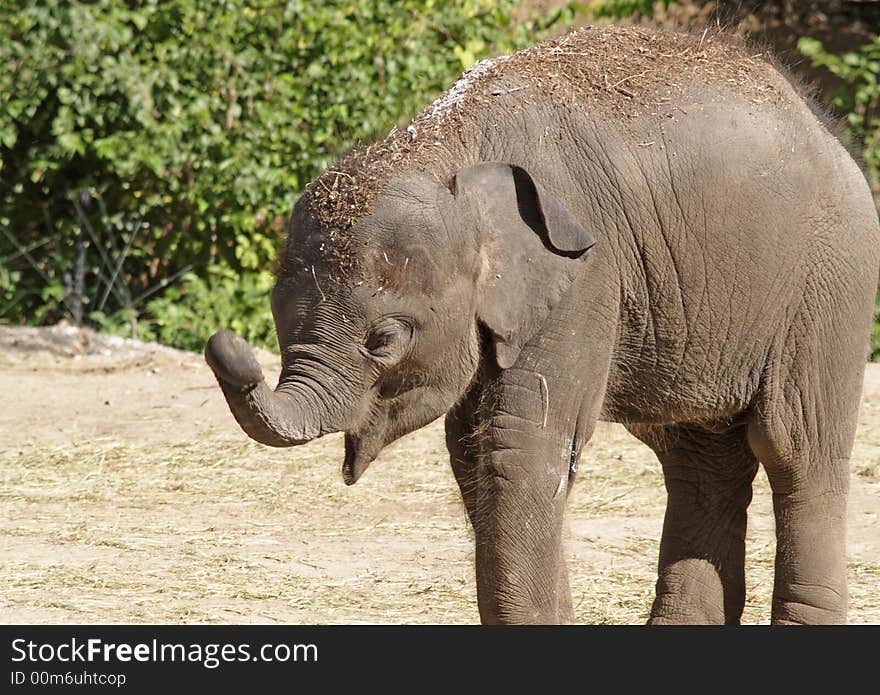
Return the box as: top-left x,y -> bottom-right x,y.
1,324 -> 878,624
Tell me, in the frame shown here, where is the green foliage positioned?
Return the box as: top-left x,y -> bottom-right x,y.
0,0 -> 562,350
127,266 -> 275,353
798,35 -> 880,192
585,0 -> 674,19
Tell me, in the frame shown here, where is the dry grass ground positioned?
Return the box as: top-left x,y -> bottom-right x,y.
1,325 -> 878,624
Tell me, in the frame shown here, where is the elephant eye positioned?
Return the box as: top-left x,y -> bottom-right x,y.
363,317 -> 412,364
365,330 -> 395,352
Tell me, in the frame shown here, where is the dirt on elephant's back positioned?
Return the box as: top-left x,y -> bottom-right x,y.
1,324 -> 878,624
306,25 -> 781,235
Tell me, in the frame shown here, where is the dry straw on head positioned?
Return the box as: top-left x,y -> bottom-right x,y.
305,25 -> 778,232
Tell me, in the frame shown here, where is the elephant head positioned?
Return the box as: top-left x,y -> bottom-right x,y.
205,162 -> 596,484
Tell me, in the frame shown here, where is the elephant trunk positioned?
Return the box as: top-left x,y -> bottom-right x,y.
205,330 -> 325,447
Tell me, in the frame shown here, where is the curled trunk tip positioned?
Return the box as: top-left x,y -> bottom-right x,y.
205,330 -> 344,449
205,330 -> 265,387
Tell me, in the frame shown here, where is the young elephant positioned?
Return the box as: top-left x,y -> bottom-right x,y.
205,27 -> 880,624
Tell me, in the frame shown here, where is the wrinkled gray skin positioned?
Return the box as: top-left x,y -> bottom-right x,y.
206,71 -> 880,624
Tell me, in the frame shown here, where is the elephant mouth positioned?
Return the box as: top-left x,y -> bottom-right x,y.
341,384 -> 396,485
342,384 -> 459,485
342,429 -> 385,485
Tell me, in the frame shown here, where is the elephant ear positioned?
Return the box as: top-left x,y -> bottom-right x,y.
453,162 -> 596,369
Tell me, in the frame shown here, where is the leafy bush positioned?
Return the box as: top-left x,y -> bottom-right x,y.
91,265 -> 276,352
8,1 -> 877,360
798,35 -> 880,191
0,0 -> 564,350
586,0 -> 674,19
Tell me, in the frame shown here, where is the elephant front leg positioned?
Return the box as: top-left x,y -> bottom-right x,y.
474,416 -> 574,625
446,381 -> 575,625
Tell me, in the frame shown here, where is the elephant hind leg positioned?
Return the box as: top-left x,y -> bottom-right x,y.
747,400 -> 854,624
744,263 -> 874,624
630,421 -> 759,625
746,360 -> 863,624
